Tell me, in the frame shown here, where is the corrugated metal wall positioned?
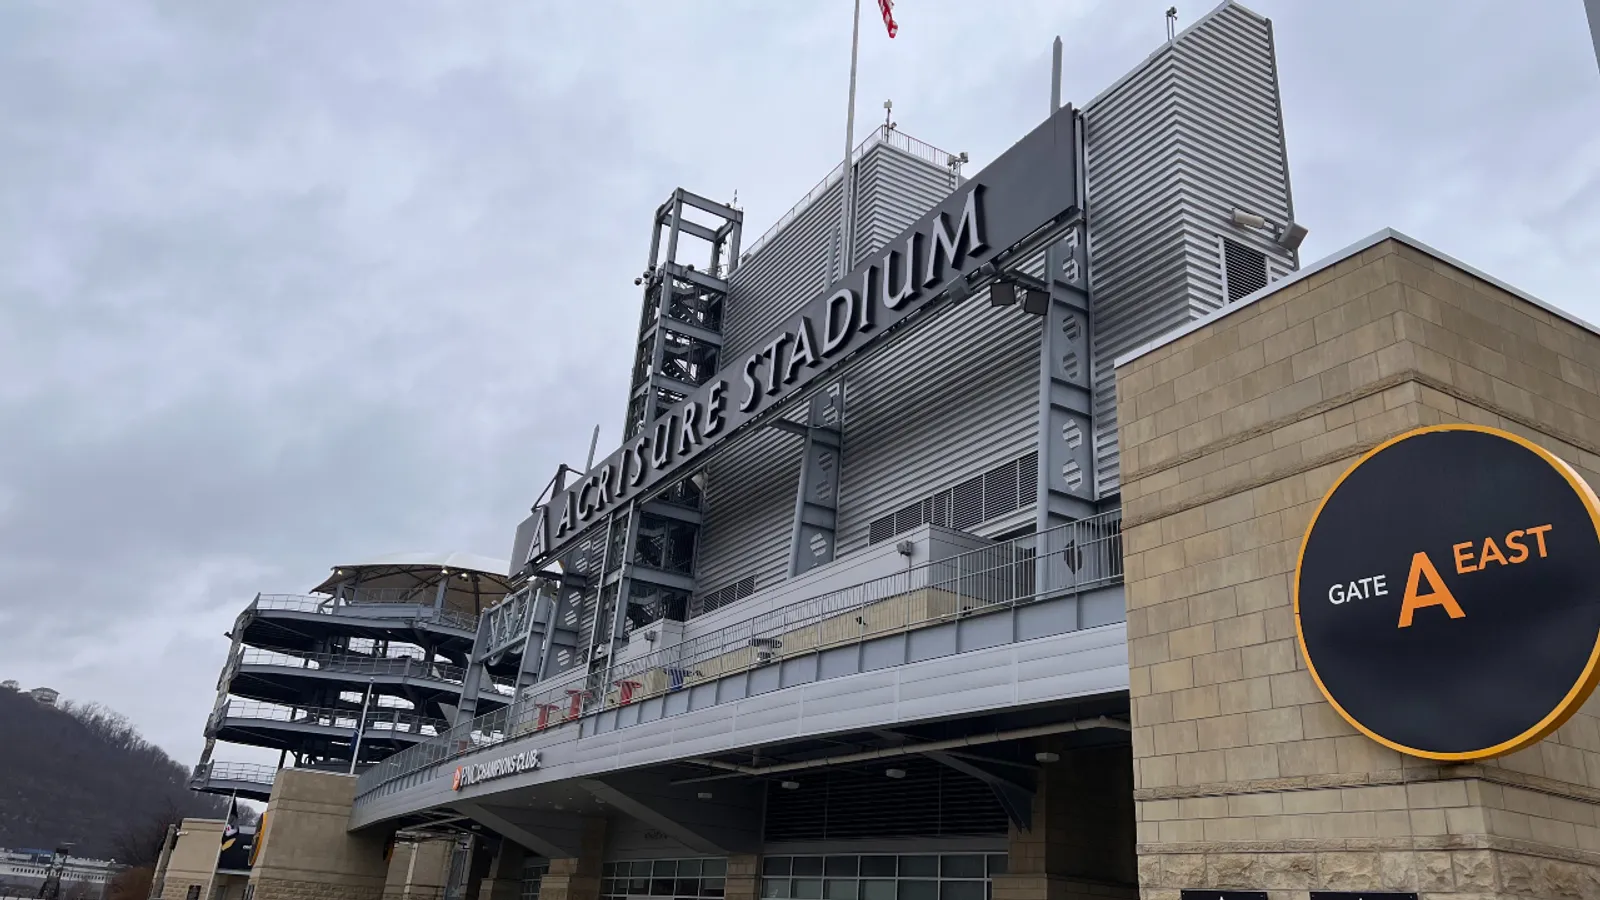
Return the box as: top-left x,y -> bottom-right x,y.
1083,0 -> 1296,497
696,0 -> 1296,597
833,252 -> 1045,559
694,144 -> 959,597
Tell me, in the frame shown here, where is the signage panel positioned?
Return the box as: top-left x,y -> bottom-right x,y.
1310,893 -> 1418,899
1295,424 -> 1600,760
513,105 -> 1082,570
1178,892 -> 1266,900
452,749 -> 542,790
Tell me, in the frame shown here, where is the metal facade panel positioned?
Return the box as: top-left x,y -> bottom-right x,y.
833,284 -> 1044,560
696,144 -> 967,596
723,144 -> 953,363
692,426 -> 805,596
347,622 -> 1129,829
1083,0 -> 1295,497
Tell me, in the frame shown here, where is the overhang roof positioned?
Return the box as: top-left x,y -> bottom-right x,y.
310,551 -> 513,597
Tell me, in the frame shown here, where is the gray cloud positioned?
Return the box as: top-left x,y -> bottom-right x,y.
0,0 -> 1595,766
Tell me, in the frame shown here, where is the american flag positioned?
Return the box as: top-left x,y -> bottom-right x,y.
877,0 -> 897,38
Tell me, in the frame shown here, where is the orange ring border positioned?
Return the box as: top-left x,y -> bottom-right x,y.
1294,423 -> 1600,762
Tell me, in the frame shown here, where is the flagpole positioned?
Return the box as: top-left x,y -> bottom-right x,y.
840,0 -> 862,276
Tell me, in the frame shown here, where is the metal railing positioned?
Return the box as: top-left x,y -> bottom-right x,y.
742,126 -> 960,261
239,648 -> 469,683
191,760 -> 278,787
236,648 -> 517,696
215,698 -> 447,737
356,511 -> 1122,797
252,593 -> 480,632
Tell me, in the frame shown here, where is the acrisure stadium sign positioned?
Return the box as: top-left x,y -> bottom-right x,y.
1295,424 -> 1600,761
511,105 -> 1083,570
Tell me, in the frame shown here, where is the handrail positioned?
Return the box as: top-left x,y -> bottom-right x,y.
239,648 -> 469,683
192,760 -> 278,786
356,511 -> 1122,797
216,698 -> 448,736
252,593 -> 480,632
237,648 -> 517,695
741,126 -> 960,262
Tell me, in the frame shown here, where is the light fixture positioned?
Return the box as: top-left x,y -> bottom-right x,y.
441,569 -> 451,576
780,780 -> 800,790
885,768 -> 907,779
1020,289 -> 1049,316
1277,222 -> 1309,253
989,281 -> 1018,307
697,791 -> 713,800
1229,208 -> 1267,230
1034,751 -> 1060,764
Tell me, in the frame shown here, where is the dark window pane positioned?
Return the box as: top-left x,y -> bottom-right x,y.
680,861 -> 703,877
654,862 -> 678,877
860,858 -> 897,878
652,880 -> 675,896
899,857 -> 938,878
824,858 -> 858,878
985,856 -> 1007,878
704,878 -> 726,897
764,859 -> 793,877
824,880 -> 857,900
634,862 -> 655,876
940,884 -> 983,900
676,879 -> 700,895
762,880 -> 789,899
630,877 -> 650,893
792,858 -> 824,877
941,857 -> 985,879
604,864 -> 619,878
860,881 -> 894,900
704,861 -> 728,878
897,882 -> 936,900
793,880 -> 823,900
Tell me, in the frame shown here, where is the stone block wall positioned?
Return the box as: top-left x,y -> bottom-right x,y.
1116,236 -> 1600,899
250,770 -> 390,900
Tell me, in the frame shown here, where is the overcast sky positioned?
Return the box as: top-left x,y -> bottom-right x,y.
1,1 -> 1595,770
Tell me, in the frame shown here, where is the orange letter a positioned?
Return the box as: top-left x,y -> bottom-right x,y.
1398,551 -> 1466,628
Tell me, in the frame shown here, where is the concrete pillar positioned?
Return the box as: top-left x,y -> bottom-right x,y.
1116,238 -> 1600,898
474,839 -> 527,900
383,838 -> 455,900
724,855 -> 761,900
536,818 -> 607,900
248,770 -> 390,900
991,744 -> 1138,900
156,819 -> 224,900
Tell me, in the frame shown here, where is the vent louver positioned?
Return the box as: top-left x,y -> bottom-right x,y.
1223,237 -> 1269,303
869,451 -> 1039,546
763,758 -> 1008,842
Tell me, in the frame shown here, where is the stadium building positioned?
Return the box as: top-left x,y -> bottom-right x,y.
176,3 -> 1600,899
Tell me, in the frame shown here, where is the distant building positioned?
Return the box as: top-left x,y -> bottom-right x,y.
28,687 -> 59,706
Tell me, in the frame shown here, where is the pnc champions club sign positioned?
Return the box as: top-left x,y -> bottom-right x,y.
1295,424 -> 1600,761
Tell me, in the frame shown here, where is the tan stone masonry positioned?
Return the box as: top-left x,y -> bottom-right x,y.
1117,236 -> 1600,899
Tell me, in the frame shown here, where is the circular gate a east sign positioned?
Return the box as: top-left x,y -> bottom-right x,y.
1295,424 -> 1600,760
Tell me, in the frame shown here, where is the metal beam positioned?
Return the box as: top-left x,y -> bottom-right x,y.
454,802 -> 580,859
684,717 -> 1129,777
576,775 -> 762,855
924,751 -> 1034,832
787,385 -> 845,577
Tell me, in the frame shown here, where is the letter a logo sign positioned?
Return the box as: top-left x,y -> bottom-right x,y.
1397,551 -> 1466,628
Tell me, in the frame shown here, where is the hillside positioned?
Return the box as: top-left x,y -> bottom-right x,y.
0,687 -> 228,863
